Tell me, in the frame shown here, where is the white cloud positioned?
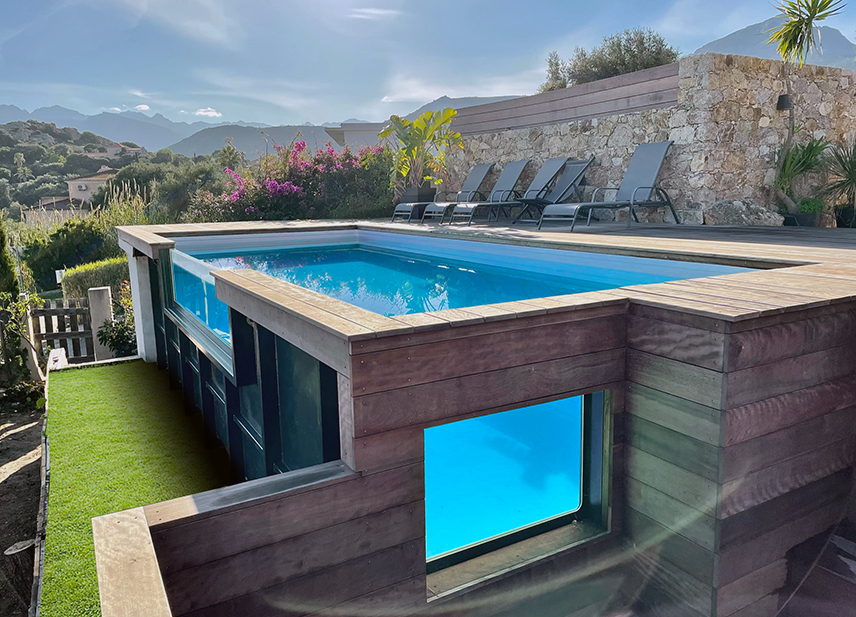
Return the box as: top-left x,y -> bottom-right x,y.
194,107 -> 222,117
179,110 -> 188,114
134,104 -> 150,111
128,89 -> 149,98
108,107 -> 122,112
348,8 -> 401,20
380,68 -> 541,104
89,0 -> 236,46
195,69 -> 321,111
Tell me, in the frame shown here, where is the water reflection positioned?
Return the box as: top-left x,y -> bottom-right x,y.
200,246 -> 607,317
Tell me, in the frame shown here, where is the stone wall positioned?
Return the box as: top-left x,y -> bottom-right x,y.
445,53 -> 856,224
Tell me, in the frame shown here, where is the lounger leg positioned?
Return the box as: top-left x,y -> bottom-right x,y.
570,212 -> 578,232
669,202 -> 680,224
586,208 -> 593,226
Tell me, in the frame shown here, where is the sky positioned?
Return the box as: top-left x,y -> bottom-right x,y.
2,0 -> 856,125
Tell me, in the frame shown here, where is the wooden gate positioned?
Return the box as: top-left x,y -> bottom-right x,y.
30,298 -> 95,364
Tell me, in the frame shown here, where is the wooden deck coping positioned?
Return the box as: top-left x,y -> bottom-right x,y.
92,508 -> 172,617
118,221 -> 856,336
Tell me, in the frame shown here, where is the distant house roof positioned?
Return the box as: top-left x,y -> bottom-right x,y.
68,165 -> 117,182
34,196 -> 86,211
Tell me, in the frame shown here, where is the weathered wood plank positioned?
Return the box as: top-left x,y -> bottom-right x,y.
724,377 -> 856,446
725,345 -> 856,408
626,446 -> 718,515
92,508 -> 172,617
337,374 -> 356,470
627,349 -> 724,409
625,507 -> 717,586
720,436 -> 856,518
628,314 -> 725,370
181,544 -> 425,617
719,468 -> 851,551
728,311 -> 856,370
350,302 -> 626,355
152,463 -> 422,572
351,427 -> 424,473
715,559 -> 786,617
634,547 -> 715,617
163,502 -> 424,615
626,414 -> 722,482
727,594 -> 778,617
625,477 -> 717,551
717,500 -> 844,587
354,348 -> 625,436
350,314 -> 626,395
626,382 -> 722,446
722,407 -> 856,481
628,302 -> 729,334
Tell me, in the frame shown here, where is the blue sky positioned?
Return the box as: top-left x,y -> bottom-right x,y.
1,0 -> 855,125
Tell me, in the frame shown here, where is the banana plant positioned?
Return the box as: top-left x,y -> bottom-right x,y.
379,108 -> 463,198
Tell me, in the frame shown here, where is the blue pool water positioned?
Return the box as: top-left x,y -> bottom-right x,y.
171,233 -> 750,344
424,397 -> 583,559
200,245 -> 610,316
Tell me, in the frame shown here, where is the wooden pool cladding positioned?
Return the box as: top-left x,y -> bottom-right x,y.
102,221 -> 856,617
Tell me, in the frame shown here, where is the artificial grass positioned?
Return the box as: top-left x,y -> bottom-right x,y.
42,360 -> 231,617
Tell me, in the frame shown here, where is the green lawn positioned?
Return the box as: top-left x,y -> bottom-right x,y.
43,360 -> 231,617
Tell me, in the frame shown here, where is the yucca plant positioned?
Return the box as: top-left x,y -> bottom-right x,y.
767,0 -> 844,213
378,108 -> 463,198
825,141 -> 856,225
775,137 -> 829,194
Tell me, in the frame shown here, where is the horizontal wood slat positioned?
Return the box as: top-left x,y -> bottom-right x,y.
720,436 -> 856,518
163,502 -> 424,615
626,446 -> 718,515
350,314 -> 626,395
715,558 -> 786,617
626,382 -> 722,446
353,348 -> 625,436
627,349 -> 724,409
725,344 -> 856,408
625,414 -> 722,482
627,314 -> 725,370
151,463 -> 422,572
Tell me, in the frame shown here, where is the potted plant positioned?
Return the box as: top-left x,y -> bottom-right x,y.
774,137 -> 828,221
379,108 -> 463,202
825,140 -> 856,227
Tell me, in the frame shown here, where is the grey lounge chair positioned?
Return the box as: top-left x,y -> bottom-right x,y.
418,163 -> 495,223
537,141 -> 679,231
451,158 -> 577,225
512,157 -> 595,224
445,160 -> 531,225
389,186 -> 436,223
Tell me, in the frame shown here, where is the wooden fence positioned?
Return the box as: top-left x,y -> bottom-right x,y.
451,63 -> 680,135
30,298 -> 94,364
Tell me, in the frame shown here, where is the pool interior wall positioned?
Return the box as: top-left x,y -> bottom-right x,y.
169,230 -> 751,344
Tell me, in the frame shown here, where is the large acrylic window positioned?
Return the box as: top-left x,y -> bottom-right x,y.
171,250 -> 231,344
425,395 -> 592,570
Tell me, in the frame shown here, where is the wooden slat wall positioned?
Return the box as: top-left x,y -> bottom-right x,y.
451,63 -> 679,136
148,463 -> 425,616
624,302 -> 856,617
716,306 -> 856,617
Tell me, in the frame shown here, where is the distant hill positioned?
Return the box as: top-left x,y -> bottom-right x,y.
167,125 -> 339,159
0,105 -> 272,151
695,17 -> 856,70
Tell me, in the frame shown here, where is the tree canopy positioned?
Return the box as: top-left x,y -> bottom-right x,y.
538,28 -> 679,92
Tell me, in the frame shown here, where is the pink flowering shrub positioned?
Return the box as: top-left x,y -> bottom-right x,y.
185,139 -> 393,222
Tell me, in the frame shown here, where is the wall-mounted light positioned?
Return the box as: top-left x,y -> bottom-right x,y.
777,94 -> 791,110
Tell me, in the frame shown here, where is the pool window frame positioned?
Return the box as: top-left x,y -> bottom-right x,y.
425,390 -> 613,574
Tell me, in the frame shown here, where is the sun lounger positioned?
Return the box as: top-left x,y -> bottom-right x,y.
449,158 -> 575,225
442,160 -> 531,225
511,157 -> 594,224
391,164 -> 494,223
537,142 -> 679,231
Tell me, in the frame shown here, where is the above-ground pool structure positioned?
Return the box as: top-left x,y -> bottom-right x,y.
103,220 -> 856,617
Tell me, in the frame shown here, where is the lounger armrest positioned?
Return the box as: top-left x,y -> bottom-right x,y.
630,186 -> 669,205
591,187 -> 618,202
491,189 -> 520,202
455,189 -> 485,202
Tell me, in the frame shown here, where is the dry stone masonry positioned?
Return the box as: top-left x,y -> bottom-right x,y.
446,53 -> 856,225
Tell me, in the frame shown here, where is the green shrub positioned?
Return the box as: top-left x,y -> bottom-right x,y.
23,219 -> 115,290
61,257 -> 129,299
0,215 -> 19,296
97,282 -> 136,357
798,197 -> 825,213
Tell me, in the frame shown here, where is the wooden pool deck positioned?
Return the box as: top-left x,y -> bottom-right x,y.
112,220 -> 856,617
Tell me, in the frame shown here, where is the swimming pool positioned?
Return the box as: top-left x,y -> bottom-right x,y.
169,230 -> 751,344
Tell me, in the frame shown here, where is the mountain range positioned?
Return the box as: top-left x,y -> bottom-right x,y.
0,104 -> 269,151
695,17 -> 856,70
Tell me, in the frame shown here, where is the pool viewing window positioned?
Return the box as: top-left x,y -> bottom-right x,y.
425,392 -> 609,572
